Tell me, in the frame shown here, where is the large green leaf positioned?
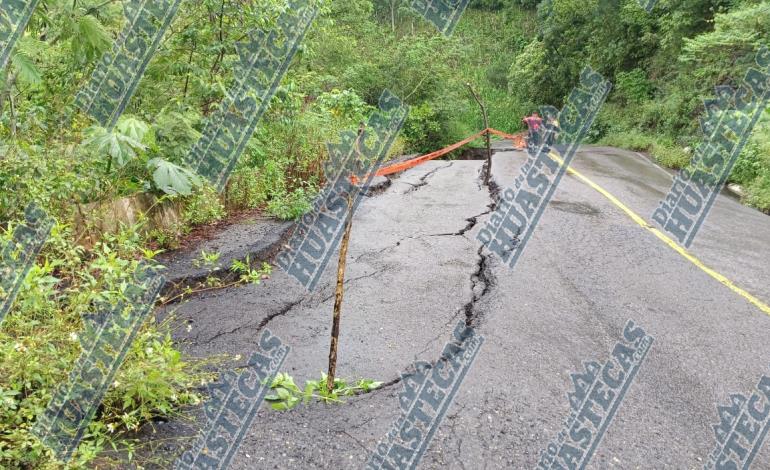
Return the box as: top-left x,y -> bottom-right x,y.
84,125 -> 146,168
148,159 -> 203,196
117,117 -> 150,143
72,14 -> 111,64
11,52 -> 41,86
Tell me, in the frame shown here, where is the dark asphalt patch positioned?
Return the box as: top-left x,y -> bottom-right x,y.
549,200 -> 601,216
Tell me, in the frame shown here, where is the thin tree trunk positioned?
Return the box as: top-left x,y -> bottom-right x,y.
466,83 -> 491,185
391,0 -> 396,33
8,88 -> 16,137
183,39 -> 196,98
326,192 -> 354,393
0,67 -> 18,122
326,123 -> 366,394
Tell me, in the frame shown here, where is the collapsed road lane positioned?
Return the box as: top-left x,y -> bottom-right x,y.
142,144 -> 770,469
145,160 -> 492,468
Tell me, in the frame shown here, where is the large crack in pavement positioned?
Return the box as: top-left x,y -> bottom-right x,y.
463,245 -> 494,329
145,158 -> 505,468
326,158 -> 496,401
364,157 -> 500,398
200,297 -> 304,344
462,157 -> 498,330
429,208 -> 493,238
402,162 -> 454,194
188,157 -> 497,387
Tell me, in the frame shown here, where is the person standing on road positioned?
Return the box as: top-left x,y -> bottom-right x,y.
546,114 -> 560,145
523,112 -> 543,150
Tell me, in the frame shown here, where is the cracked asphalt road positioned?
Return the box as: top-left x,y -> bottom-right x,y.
142,144 -> 770,469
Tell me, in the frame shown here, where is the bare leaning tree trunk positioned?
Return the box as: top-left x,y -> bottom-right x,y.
466,83 -> 491,185
326,123 -> 366,394
326,192 -> 354,393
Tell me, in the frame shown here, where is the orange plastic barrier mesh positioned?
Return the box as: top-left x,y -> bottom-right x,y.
351,128 -> 525,184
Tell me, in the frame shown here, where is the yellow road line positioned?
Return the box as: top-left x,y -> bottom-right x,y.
547,151 -> 770,317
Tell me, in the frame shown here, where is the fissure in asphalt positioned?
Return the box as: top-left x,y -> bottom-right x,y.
461,158 -> 498,329
403,161 -> 454,194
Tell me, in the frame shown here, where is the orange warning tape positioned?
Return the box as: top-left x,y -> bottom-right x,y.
351,128 -> 525,184
487,128 -> 527,148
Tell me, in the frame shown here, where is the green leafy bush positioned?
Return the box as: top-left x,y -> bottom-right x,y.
402,102 -> 444,153
267,187 -> 313,220
182,186 -> 226,226
615,69 -> 652,104
650,141 -> 690,169
507,39 -> 548,111
0,223 -> 208,468
226,167 -> 269,210
732,144 -> 764,187
746,169 -> 770,213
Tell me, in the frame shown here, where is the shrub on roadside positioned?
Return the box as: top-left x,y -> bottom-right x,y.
402,102 -> 444,154
733,117 -> 770,186
746,169 -> 770,213
181,186 -> 226,226
615,69 -> 653,104
267,187 -> 314,220
650,140 -> 690,169
0,223 -> 209,469
732,145 -> 764,187
227,167 -> 269,210
598,129 -> 656,151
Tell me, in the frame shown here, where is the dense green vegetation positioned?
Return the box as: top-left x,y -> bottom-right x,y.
503,0 -> 770,209
0,1 -> 536,227
1,0 -> 768,467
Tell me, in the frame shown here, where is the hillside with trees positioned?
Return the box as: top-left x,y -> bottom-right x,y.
505,0 -> 770,209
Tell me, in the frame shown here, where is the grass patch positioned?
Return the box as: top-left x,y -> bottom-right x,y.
746,170 -> 770,213
598,129 -> 656,152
